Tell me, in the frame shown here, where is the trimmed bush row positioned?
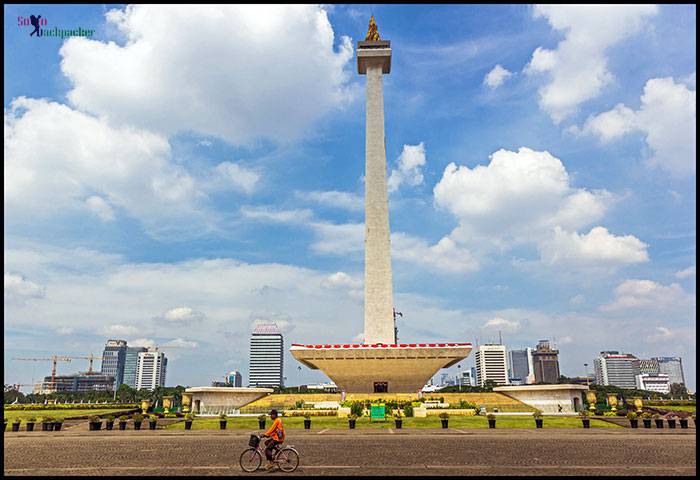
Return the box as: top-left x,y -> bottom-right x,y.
5,404 -> 138,411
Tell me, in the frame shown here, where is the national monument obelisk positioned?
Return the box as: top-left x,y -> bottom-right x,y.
290,17 -> 472,395
359,16 -> 395,345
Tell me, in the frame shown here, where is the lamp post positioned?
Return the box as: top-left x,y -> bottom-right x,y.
457,364 -> 462,392
583,363 -> 589,386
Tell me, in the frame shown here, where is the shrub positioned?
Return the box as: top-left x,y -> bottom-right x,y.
641,412 -> 652,419
4,403 -> 138,411
219,413 -> 227,420
303,413 -> 311,420
402,404 -> 414,417
626,411 -> 638,420
603,411 -> 617,416
185,413 -> 194,421
532,410 -> 542,419
348,414 -> 358,421
132,413 -> 143,422
149,415 -> 157,421
349,401 -> 364,418
12,418 -> 21,425
106,415 -> 115,422
119,415 -> 129,421
294,400 -> 304,409
578,410 -> 589,417
164,413 -> 178,418
26,416 -> 37,422
653,413 -> 661,419
486,413 -> 495,420
439,412 -> 450,419
393,412 -> 402,419
88,415 -> 100,422
257,414 -> 266,421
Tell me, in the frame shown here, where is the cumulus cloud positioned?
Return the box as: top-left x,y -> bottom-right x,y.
59,5 -> 355,144
575,77 -> 696,176
433,147 -> 642,271
482,317 -> 520,333
164,338 -> 199,349
4,272 -> 45,305
240,206 -> 314,223
525,5 -> 658,122
483,64 -> 513,88
388,143 -> 426,193
600,279 -> 695,312
156,307 -> 205,325
392,233 -> 479,274
540,226 -> 649,267
321,272 -> 363,300
129,338 -> 157,349
569,294 -> 585,305
4,97 -> 213,237
675,266 -> 696,279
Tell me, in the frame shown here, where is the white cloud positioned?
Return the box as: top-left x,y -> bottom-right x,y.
433,147 -> 640,271
240,206 -> 314,223
540,226 -> 649,267
212,162 -> 260,194
600,279 -> 694,312
129,338 -> 157,349
4,272 -> 45,305
60,5 -> 355,144
482,317 -> 520,333
483,64 -> 513,88
55,326 -> 74,336
646,326 -> 677,343
525,5 -> 658,122
675,266 -> 696,279
164,338 -> 199,349
85,196 -> 116,222
388,143 -> 426,193
392,233 -> 479,274
295,190 -> 363,211
4,97 -> 214,237
103,324 -> 139,336
576,77 -> 696,176
321,272 -> 363,301
310,222 -> 364,255
156,307 -> 205,325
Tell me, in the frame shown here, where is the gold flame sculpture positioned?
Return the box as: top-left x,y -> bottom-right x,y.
365,15 -> 380,41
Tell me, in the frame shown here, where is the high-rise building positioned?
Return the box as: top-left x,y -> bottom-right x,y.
227,370 -> 243,387
475,344 -> 509,386
639,359 -> 660,375
532,340 -> 560,384
593,351 -> 640,389
635,373 -> 671,394
508,348 -> 533,384
100,339 -> 127,389
456,369 -> 474,386
136,349 -> 167,390
123,346 -> 147,389
653,357 -> 685,386
249,323 -> 284,388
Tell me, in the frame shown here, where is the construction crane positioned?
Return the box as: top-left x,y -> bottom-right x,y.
11,355 -> 72,390
68,354 -> 108,373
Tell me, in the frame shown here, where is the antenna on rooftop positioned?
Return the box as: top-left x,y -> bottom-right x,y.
498,330 -> 502,345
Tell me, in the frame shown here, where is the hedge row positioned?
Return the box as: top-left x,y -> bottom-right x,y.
4,403 -> 138,411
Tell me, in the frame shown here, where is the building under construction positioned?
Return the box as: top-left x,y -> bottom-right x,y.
38,372 -> 116,394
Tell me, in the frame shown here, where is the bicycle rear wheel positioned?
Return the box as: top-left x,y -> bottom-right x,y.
239,448 -> 262,472
276,447 -> 300,472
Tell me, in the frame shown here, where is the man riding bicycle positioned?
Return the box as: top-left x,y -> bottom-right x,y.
261,409 -> 285,470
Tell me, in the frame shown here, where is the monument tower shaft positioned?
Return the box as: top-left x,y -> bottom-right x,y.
358,37 -> 394,345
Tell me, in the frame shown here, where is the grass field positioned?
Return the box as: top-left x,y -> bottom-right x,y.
3,409 -> 130,422
166,415 -> 620,430
648,405 -> 696,412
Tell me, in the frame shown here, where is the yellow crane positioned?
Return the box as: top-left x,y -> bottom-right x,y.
11,355 -> 72,390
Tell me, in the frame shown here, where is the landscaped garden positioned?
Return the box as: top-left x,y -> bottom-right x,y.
165,415 -> 620,430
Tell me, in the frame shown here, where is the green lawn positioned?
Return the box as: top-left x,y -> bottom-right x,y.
648,405 -> 696,412
166,415 -> 620,430
3,409 -> 129,422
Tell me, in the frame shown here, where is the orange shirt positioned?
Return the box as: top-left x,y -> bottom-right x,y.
265,417 -> 285,442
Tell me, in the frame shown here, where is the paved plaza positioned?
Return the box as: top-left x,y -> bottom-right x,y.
4,429 -> 696,476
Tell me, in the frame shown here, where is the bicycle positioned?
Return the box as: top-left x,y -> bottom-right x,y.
239,433 -> 300,472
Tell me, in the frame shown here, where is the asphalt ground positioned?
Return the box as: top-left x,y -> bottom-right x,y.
3,428 -> 696,476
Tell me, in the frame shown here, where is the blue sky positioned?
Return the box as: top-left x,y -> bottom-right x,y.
4,5 -> 696,390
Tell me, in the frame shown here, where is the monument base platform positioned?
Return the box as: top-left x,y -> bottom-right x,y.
291,342 -> 472,394
185,386 -> 273,415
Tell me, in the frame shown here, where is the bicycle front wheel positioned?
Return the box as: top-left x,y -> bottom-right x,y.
239,448 -> 262,472
277,447 -> 300,472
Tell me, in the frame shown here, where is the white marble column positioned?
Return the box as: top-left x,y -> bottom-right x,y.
363,60 -> 395,345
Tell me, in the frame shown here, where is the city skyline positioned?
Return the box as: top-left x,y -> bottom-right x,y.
4,5 -> 696,391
